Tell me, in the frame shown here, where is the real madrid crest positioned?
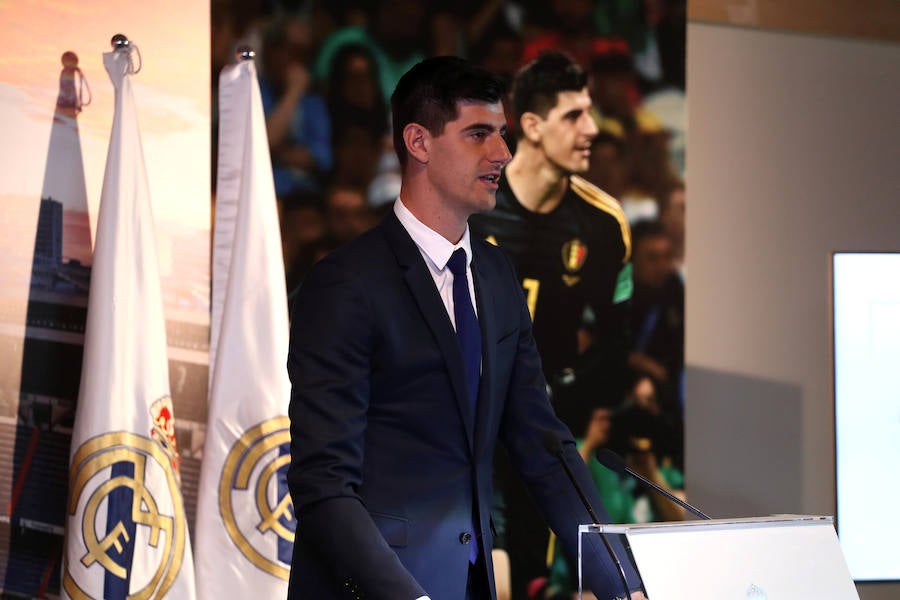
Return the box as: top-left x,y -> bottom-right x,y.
63,426 -> 187,599
561,238 -> 588,287
219,416 -> 295,580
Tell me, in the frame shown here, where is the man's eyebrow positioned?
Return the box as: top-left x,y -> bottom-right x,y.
461,122 -> 507,134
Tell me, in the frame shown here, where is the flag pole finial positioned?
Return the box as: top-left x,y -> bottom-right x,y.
110,33 -> 142,74
110,33 -> 130,50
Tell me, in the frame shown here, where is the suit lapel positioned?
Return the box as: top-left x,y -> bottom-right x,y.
381,213 -> 476,451
471,244 -> 496,459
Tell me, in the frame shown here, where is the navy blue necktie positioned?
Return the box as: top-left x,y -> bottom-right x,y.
447,248 -> 481,415
447,248 -> 481,564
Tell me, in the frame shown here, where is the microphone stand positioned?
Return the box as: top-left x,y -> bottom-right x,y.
544,433 -> 632,600
596,448 -> 711,520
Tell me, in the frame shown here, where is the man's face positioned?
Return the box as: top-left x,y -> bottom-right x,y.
426,100 -> 512,219
586,408 -> 612,445
590,73 -> 633,119
341,55 -> 379,110
660,188 -> 686,242
633,235 -> 674,289
536,88 -> 598,175
327,188 -> 374,242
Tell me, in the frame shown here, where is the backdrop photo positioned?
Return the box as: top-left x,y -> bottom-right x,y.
0,2 -> 210,595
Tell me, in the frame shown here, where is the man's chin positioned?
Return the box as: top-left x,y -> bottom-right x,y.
474,194 -> 497,214
571,159 -> 591,175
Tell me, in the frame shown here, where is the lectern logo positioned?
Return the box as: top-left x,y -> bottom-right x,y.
64,431 -> 187,599
747,583 -> 767,599
219,416 -> 295,580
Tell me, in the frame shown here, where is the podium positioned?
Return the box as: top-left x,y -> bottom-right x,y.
578,515 -> 859,599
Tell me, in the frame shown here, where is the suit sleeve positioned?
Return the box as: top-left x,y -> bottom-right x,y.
493,250 -> 642,599
286,257 -> 426,600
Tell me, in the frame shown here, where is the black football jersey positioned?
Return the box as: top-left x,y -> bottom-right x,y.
470,174 -> 632,393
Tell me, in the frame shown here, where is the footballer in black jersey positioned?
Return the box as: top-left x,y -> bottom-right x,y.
470,173 -> 632,427
473,50 -> 640,600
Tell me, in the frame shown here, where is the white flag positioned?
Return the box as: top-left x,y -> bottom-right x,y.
62,48 -> 197,600
195,58 -> 293,599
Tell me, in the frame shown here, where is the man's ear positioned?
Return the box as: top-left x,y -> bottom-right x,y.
403,122 -> 430,165
519,112 -> 543,144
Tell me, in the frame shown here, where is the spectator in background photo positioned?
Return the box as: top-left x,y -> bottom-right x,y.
628,220 -> 684,435
330,124 -> 382,191
656,178 -> 685,278
325,42 -> 390,145
283,185 -> 377,297
470,18 -> 526,91
593,0 -> 665,93
323,42 -> 400,212
586,117 -> 629,201
587,44 -> 679,224
282,199 -> 328,294
522,0 -> 609,72
313,0 -> 429,104
653,0 -> 687,91
323,184 -> 377,245
304,0 -> 370,52
259,15 -> 333,199
428,0 -> 527,65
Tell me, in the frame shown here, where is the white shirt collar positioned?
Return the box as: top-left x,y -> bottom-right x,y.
393,197 -> 473,272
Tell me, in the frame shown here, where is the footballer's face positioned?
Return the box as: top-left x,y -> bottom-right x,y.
537,88 -> 599,175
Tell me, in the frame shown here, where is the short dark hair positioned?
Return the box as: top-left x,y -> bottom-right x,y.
512,51 -> 587,122
391,56 -> 507,168
630,219 -> 668,251
656,178 -> 685,215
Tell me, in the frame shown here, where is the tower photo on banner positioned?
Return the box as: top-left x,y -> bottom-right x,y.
0,1 -> 210,595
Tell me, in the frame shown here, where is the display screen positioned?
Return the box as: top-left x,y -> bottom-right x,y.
833,252 -> 900,581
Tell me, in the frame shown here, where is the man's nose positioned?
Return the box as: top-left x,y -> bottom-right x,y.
490,134 -> 512,166
583,112 -> 600,138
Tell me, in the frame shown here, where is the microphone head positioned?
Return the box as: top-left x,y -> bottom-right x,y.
595,448 -> 627,475
541,430 -> 564,456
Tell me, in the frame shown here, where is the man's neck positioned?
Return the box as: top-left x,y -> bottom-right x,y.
398,186 -> 467,244
504,148 -> 569,214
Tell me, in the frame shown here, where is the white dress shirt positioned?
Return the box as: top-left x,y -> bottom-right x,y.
393,197 -> 479,326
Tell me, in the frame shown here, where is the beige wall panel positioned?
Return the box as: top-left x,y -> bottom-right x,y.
689,0 -> 900,43
686,20 -> 900,599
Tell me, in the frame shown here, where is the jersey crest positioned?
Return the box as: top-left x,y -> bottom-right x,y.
561,238 -> 588,287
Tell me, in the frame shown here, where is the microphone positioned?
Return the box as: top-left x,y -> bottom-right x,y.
595,448 -> 711,520
541,431 -> 631,600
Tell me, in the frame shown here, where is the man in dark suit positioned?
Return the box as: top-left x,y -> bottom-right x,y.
286,56 -> 644,600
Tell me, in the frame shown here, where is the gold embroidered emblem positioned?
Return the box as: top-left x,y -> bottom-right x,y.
561,239 -> 588,286
219,416 -> 294,580
561,239 -> 588,273
63,431 -> 187,599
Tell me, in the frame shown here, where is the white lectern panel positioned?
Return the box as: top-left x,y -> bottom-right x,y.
579,516 -> 858,599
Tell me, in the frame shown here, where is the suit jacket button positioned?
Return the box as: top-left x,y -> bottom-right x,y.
459,532 -> 472,544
